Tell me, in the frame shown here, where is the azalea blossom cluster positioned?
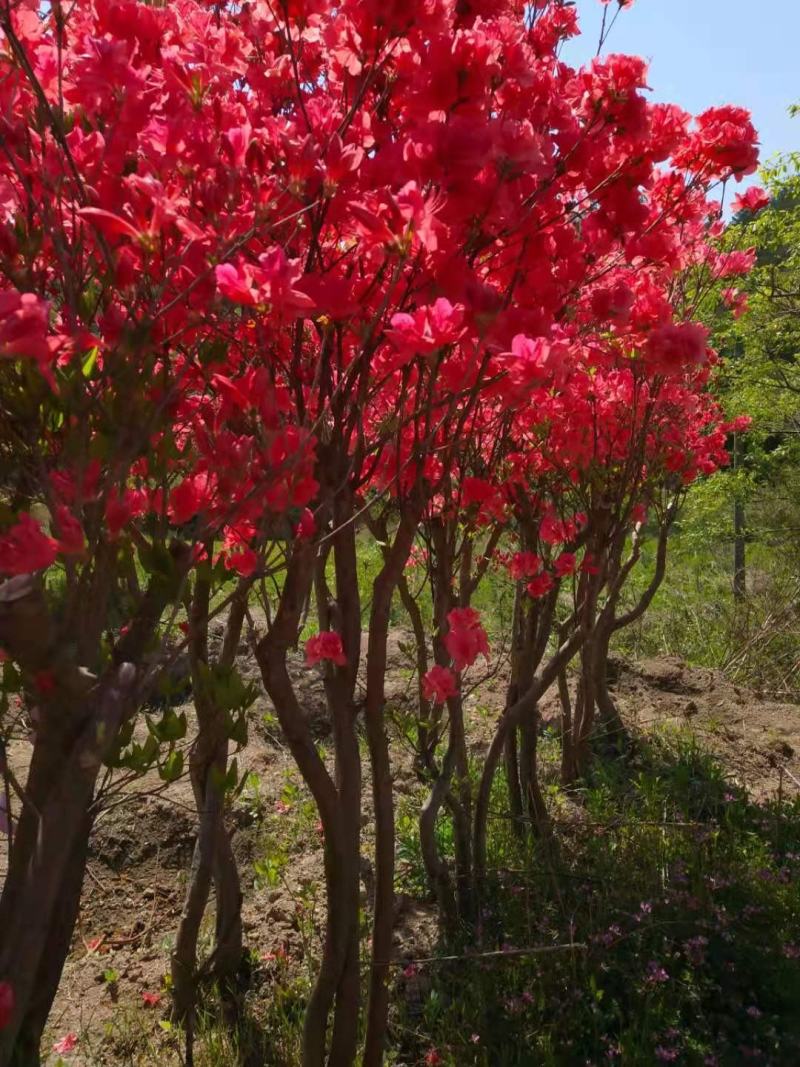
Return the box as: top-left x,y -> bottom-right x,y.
0,0 -> 762,583
0,0 -> 763,1061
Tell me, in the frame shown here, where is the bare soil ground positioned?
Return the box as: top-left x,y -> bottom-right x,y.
15,638 -> 799,1064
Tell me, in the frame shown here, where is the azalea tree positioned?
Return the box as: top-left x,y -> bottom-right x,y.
0,0 -> 761,1065
0,0 -> 318,1059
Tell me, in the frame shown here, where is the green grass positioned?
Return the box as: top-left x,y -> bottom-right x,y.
613,521 -> 800,701
391,728 -> 800,1066
89,727 -> 800,1066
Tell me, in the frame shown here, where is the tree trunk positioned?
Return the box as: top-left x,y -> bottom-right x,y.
10,814 -> 90,1067
327,488 -> 362,1067
428,522 -> 474,926
558,666 -> 576,786
418,752 -> 458,927
504,584 -> 525,836
0,665 -> 137,1066
362,506 -> 421,1067
592,624 -> 626,755
172,573 -> 247,1030
733,431 -> 746,602
473,625 -> 587,914
256,542 -> 349,1067
446,692 -> 473,924
212,828 -> 244,994
504,727 -> 525,837
171,756 -> 225,1028
519,709 -> 549,837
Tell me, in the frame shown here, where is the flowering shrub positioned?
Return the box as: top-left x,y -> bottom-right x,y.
0,0 -> 762,1062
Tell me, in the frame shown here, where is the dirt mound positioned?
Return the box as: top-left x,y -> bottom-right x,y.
608,655 -> 800,800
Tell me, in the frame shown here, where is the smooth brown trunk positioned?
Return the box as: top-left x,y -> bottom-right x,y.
0,666 -> 137,1067
504,584 -> 525,835
172,764 -> 223,1029
558,667 -> 575,786
592,625 -> 626,754
10,816 -> 89,1067
327,489 -> 362,1067
256,542 -> 347,1067
504,727 -> 525,836
362,506 -> 421,1067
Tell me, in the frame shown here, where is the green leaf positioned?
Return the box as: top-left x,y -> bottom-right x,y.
147,707 -> 187,744
159,749 -> 184,783
228,712 -> 248,747
81,346 -> 99,378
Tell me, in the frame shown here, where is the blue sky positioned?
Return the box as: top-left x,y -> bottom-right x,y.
564,0 -> 800,182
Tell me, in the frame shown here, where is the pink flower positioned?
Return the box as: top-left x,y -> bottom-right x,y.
591,280 -> 635,323
715,247 -> 756,278
305,631 -> 347,668
0,289 -> 52,371
141,991 -> 161,1008
645,322 -> 709,374
553,552 -> 577,577
422,665 -> 457,705
0,514 -> 59,575
257,247 -> 316,314
104,487 -> 147,540
655,1048 -> 678,1063
224,545 -> 258,577
168,472 -> 213,525
444,607 -> 489,671
215,261 -> 256,305
540,509 -> 584,545
508,551 -> 542,581
500,334 -> 566,392
721,287 -> 749,319
54,505 -> 86,556
52,1032 -> 78,1055
645,960 -> 669,984
677,105 -> 759,180
295,508 -> 315,539
732,185 -> 770,216
526,573 -> 555,599
387,298 -> 465,359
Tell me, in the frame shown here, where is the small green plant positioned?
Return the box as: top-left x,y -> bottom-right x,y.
393,730 -> 800,1066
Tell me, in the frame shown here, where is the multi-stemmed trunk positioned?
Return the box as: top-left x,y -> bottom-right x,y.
0,565 -> 180,1066
171,574 -> 249,1035
559,510 -> 674,785
504,582 -> 556,842
472,621 -> 589,933
472,551 -> 608,930
255,471 -> 365,1067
